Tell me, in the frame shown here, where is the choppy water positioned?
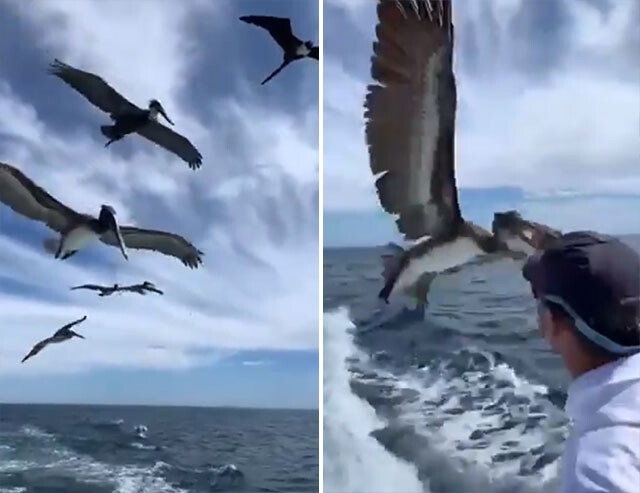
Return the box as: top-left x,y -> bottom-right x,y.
0,404 -> 318,492
323,237 -> 640,493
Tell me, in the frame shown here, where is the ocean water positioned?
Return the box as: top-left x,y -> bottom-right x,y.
323,236 -> 640,493
0,404 -> 318,493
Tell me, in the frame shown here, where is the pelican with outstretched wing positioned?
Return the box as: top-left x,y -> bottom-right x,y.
21,316 -> 87,363
49,59 -> 202,170
0,162 -> 203,268
366,0 -> 561,306
239,15 -> 319,85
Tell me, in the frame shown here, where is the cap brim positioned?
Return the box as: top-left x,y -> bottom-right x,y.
522,252 -> 544,294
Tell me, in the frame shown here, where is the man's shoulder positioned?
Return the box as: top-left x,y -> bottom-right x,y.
562,426 -> 640,493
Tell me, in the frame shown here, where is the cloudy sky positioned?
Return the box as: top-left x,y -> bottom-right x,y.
324,0 -> 639,247
0,0 -> 318,408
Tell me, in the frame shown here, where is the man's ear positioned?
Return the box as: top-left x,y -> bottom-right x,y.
540,306 -> 562,344
547,314 -> 576,352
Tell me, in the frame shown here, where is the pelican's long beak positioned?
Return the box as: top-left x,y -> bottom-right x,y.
110,222 -> 129,261
159,106 -> 174,126
116,229 -> 129,261
72,331 -> 85,339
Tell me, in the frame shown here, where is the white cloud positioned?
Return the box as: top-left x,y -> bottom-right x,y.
323,58 -> 379,211
242,360 -> 269,366
5,0 -> 220,111
0,0 -> 318,375
456,73 -> 640,193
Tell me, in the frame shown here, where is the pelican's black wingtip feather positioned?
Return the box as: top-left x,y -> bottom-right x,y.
188,151 -> 203,170
48,58 -> 67,75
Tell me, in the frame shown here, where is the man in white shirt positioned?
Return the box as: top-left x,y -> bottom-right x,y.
522,231 -> 640,493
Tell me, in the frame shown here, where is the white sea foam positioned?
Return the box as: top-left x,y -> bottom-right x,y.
351,348 -> 565,491
324,304 -> 567,493
7,425 -> 186,493
323,308 -> 425,493
50,449 -> 187,493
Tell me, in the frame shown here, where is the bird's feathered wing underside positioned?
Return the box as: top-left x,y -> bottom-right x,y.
135,121 -> 203,169
101,226 -> 203,268
0,162 -> 81,233
365,0 -> 460,241
239,15 -> 301,51
309,46 -> 319,60
49,59 -> 139,116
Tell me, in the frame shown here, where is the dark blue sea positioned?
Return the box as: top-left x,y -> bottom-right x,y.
323,236 -> 640,493
0,404 -> 318,493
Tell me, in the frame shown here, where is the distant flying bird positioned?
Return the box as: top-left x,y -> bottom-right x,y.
0,162 -> 204,268
365,0 -> 561,306
239,15 -> 319,84
71,281 -> 164,296
49,59 -> 202,170
21,316 -> 87,363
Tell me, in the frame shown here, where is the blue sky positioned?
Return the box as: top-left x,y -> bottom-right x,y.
0,0 -> 318,409
324,0 -> 640,247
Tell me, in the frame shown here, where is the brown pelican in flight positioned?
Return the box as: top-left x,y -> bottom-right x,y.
366,0 -> 561,305
49,59 -> 202,169
21,316 -> 87,363
71,281 -> 164,296
239,15 -> 319,84
0,162 -> 203,268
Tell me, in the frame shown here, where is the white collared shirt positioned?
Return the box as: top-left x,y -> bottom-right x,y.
562,352 -> 640,493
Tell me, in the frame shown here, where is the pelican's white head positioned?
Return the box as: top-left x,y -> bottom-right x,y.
149,99 -> 174,126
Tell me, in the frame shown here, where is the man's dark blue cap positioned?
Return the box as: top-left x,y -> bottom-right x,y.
523,231 -> 640,354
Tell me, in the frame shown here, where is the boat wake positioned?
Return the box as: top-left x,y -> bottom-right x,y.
0,423 -> 245,492
324,306 -> 566,493
323,308 -> 423,493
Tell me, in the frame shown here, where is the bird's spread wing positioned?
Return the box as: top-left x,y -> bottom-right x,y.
101,226 -> 203,268
135,121 -> 203,169
70,284 -> 104,291
60,316 -> 87,331
309,46 -> 319,60
49,59 -> 138,116
239,15 -> 301,50
21,337 -> 52,363
365,0 -> 460,240
0,162 -> 82,233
